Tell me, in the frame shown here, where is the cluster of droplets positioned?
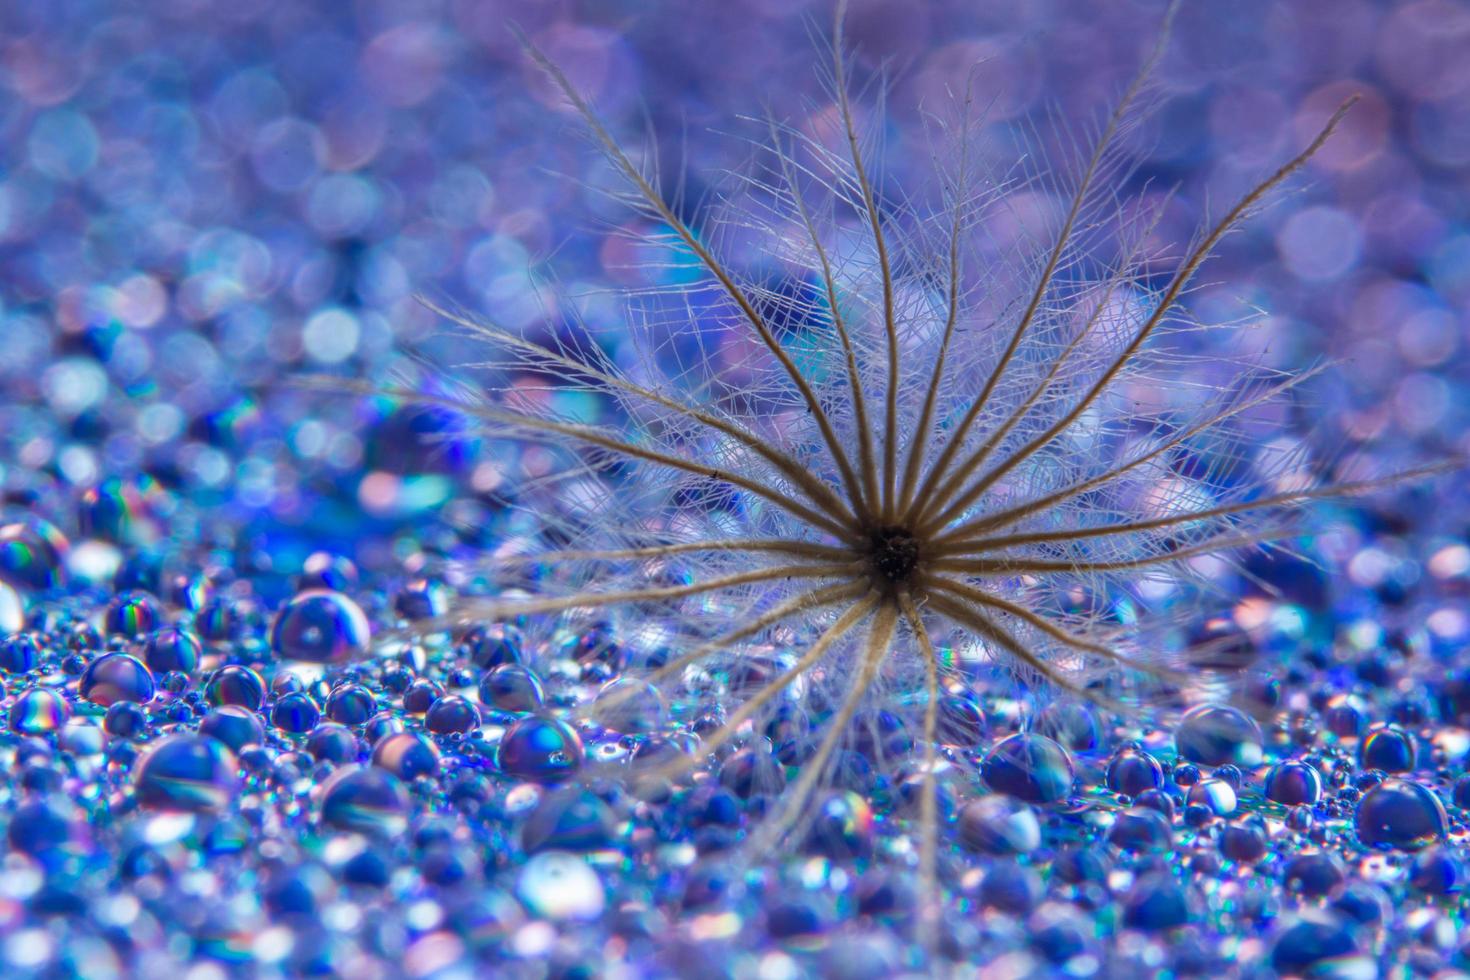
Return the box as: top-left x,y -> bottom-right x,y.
3,503 -> 1470,974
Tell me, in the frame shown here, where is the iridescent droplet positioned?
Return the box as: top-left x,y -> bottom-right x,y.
1265,760 -> 1323,806
135,735 -> 239,813
1355,779 -> 1448,851
1107,745 -> 1164,796
205,665 -> 266,709
0,634 -> 40,673
1186,777 -> 1237,817
319,765 -> 409,836
1270,911 -> 1364,976
464,623 -> 524,668
590,678 -> 667,734
1360,724 -> 1417,773
497,716 -> 584,783
1174,704 -> 1263,767
425,694 -> 481,735
1106,806 -> 1173,853
981,733 -> 1074,804
198,705 -> 265,752
79,652 -> 155,706
142,627 -> 202,676
305,723 -> 359,764
271,691 -> 322,733
0,583 -> 22,634
478,664 -> 544,713
804,791 -> 875,860
9,688 -> 71,734
298,552 -> 359,592
103,590 -> 162,638
957,795 -> 1041,855
270,589 -> 371,665
1036,701 -> 1098,753
325,683 -> 377,725
521,787 -> 618,853
0,520 -> 69,592
371,731 -> 441,780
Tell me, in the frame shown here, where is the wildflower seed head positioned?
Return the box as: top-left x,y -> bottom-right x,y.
867,524 -> 921,590
336,5 -> 1407,946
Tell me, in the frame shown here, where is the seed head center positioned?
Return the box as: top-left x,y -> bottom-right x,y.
867,524 -> 921,587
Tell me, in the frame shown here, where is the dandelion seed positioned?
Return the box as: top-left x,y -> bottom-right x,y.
333,1 -> 1428,961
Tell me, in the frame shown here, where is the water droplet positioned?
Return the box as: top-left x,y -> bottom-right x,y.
0,520 -> 69,593
1355,778 -> 1447,851
270,589 -> 370,664
142,627 -> 202,676
590,678 -> 667,734
1106,806 -> 1173,853
1360,724 -> 1417,772
521,787 -> 618,853
9,688 -> 71,734
478,664 -> 544,713
78,652 -> 155,706
135,736 -> 239,813
804,791 -> 874,860
319,765 -> 409,836
324,683 -> 376,725
1270,911 -> 1364,975
1107,745 -> 1164,796
425,694 -> 480,735
957,795 -> 1040,855
0,634 -> 40,673
1174,704 -> 1263,767
204,665 -> 265,709
516,851 -> 605,921
0,583 -> 22,634
103,590 -> 161,638
198,705 -> 266,752
1265,760 -> 1323,805
981,733 -> 1073,803
371,731 -> 440,780
496,716 -> 584,783
271,691 -> 322,733
463,623 -> 525,668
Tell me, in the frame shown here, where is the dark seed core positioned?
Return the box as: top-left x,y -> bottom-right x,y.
869,525 -> 921,586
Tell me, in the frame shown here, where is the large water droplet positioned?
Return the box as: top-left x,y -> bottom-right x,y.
1175,704 -> 1263,766
79,652 -> 155,706
1355,779 -> 1447,851
319,765 -> 409,836
981,733 -> 1073,803
497,716 -> 584,783
135,736 -> 239,813
270,589 -> 370,664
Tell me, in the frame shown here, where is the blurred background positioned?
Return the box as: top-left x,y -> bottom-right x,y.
0,0 -> 1464,600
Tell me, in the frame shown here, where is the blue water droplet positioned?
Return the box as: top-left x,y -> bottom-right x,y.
270,589 -> 370,664
478,663 -> 544,713
205,665 -> 266,710
135,735 -> 239,813
142,627 -> 202,676
371,731 -> 440,780
198,705 -> 265,752
497,716 -> 584,783
981,733 -> 1073,803
1265,760 -> 1323,805
425,694 -> 480,735
79,652 -> 155,706
1107,744 -> 1164,796
319,765 -> 409,836
1355,779 -> 1447,851
1175,704 -> 1263,766
9,688 -> 71,734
